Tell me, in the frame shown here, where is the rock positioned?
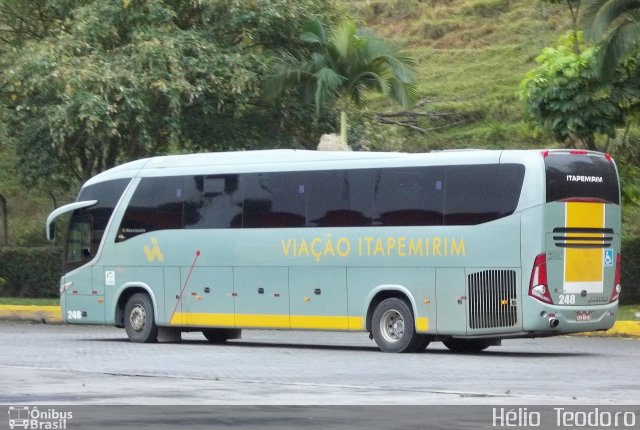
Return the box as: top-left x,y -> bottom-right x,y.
317,133 -> 351,151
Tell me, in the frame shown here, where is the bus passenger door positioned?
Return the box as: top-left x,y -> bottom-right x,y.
233,267 -> 290,329
171,266 -> 235,328
62,214 -> 105,324
435,268 -> 468,335
289,267 -> 349,331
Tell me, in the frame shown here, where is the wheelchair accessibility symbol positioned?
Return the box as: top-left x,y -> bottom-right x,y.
604,249 -> 614,267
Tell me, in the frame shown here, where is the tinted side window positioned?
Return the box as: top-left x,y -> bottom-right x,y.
374,167 -> 444,226
306,169 -> 374,227
183,175 -> 243,229
545,154 -> 619,204
444,164 -> 524,225
243,172 -> 306,228
117,177 -> 184,241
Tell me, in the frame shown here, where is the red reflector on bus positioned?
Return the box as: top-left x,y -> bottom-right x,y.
610,253 -> 622,303
529,253 -> 553,304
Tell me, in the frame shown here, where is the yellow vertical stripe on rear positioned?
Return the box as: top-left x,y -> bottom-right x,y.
564,202 -> 604,283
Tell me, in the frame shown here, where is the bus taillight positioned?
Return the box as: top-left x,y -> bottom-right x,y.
610,253 -> 622,303
529,253 -> 553,304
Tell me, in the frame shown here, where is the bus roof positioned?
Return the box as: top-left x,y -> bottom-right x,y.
83,148 -> 607,187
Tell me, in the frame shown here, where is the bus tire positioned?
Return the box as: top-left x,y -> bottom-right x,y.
202,328 -> 242,344
124,293 -> 158,343
442,338 -> 490,353
371,297 -> 422,353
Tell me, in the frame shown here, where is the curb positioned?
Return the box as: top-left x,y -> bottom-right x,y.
0,305 -> 638,336
573,320 -> 640,337
0,305 -> 62,324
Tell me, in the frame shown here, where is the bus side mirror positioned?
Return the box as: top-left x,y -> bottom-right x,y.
46,200 -> 98,242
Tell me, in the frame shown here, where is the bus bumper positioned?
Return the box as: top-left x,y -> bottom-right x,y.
522,298 -> 618,334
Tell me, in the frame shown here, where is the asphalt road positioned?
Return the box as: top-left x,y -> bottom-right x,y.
0,321 -> 638,405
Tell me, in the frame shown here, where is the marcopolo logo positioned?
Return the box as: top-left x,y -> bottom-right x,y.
7,406 -> 73,429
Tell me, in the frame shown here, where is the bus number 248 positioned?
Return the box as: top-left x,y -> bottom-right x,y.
67,310 -> 82,320
558,295 -> 576,305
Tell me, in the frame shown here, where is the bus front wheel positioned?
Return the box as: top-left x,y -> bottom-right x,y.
124,293 -> 158,343
371,297 -> 423,353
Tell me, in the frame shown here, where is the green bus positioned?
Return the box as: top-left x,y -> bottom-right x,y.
46,149 -> 622,353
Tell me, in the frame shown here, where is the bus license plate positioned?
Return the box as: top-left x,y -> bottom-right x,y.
576,311 -> 592,321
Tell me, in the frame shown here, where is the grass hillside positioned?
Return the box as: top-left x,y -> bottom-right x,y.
345,0 -> 574,151
0,0 -> 630,245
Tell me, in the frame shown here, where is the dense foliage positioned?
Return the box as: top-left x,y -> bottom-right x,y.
0,0 -> 341,188
621,235 -> 640,304
519,32 -> 626,150
584,0 -> 640,78
0,246 -> 63,297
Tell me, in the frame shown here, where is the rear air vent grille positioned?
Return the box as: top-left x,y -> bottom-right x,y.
468,270 -> 517,330
552,227 -> 613,249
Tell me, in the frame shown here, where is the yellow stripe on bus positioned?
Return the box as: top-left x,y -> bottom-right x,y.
169,312 -> 235,327
290,315 -> 349,330
564,202 -> 604,284
235,314 -> 290,328
169,313 -> 366,331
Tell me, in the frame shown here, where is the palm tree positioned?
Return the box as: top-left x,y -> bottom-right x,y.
266,19 -> 418,146
583,0 -> 640,77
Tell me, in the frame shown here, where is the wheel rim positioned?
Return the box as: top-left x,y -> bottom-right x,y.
379,309 -> 405,343
129,304 -> 146,332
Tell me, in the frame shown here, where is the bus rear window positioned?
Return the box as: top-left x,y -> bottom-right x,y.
545,154 -> 619,204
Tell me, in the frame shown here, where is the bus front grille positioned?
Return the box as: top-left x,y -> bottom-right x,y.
468,270 -> 517,330
552,227 -> 614,249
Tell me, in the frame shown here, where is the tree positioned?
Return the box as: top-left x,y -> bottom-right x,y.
583,0 -> 640,77
540,0 -> 583,53
0,0 -> 341,188
519,31 -> 626,149
266,19 -> 418,146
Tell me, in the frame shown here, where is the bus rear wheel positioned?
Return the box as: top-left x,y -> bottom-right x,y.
124,293 -> 158,343
202,328 -> 242,344
442,338 -> 490,353
371,297 -> 423,353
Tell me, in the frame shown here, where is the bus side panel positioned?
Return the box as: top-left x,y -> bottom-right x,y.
234,267 -> 290,329
167,266 -> 235,328
435,268 -> 467,335
347,267 -> 436,334
289,267 -> 349,331
63,267 -> 105,324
